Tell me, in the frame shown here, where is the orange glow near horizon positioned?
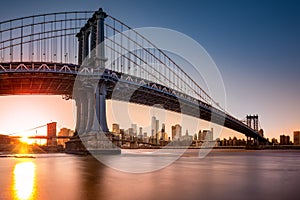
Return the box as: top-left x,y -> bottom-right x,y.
0,95 -> 75,136
0,95 -> 296,141
20,136 -> 32,144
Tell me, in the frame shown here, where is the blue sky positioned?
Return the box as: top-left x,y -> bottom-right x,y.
0,0 -> 299,139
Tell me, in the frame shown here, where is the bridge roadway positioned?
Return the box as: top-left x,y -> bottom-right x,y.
0,62 -> 267,143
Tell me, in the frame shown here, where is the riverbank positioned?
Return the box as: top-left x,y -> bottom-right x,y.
2,143 -> 300,155
0,144 -> 64,154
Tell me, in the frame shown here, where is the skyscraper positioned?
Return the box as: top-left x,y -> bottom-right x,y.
161,123 -> 165,132
156,119 -> 159,136
294,131 -> 300,145
131,124 -> 137,136
151,116 -> 156,137
112,123 -> 120,134
171,124 -> 182,140
202,129 -> 213,141
128,128 -> 134,136
198,130 -> 202,141
172,126 -> 176,139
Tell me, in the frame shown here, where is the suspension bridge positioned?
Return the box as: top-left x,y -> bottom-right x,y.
0,8 -> 267,152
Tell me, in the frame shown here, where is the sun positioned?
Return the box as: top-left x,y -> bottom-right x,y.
20,136 -> 34,145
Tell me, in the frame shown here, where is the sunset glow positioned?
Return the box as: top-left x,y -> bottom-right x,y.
13,162 -> 36,199
20,136 -> 31,144
0,95 -> 75,135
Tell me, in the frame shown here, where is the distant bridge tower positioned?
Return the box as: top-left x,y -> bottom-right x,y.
47,122 -> 57,146
246,115 -> 259,132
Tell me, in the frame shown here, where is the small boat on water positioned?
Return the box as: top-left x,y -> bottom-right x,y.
0,154 -> 36,158
14,155 -> 36,158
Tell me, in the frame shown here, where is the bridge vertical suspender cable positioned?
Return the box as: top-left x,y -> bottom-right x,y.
7,124 -> 48,136
74,13 -> 77,63
0,23 -> 2,61
20,19 -> 23,62
43,15 -> 46,62
105,16 -> 224,110
10,21 -> 12,62
64,13 -> 67,63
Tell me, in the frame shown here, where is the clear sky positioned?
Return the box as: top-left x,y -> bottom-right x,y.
0,0 -> 299,140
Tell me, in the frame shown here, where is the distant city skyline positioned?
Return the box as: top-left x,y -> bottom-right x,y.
0,0 -> 299,141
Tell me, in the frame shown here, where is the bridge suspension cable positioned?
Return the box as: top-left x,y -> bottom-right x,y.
6,124 -> 48,136
0,9 -> 226,113
103,15 -> 225,112
0,11 -> 93,64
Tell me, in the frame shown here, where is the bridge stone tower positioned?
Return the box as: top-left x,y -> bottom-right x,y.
67,8 -> 120,154
246,115 -> 259,131
76,8 -> 107,66
47,122 -> 57,146
75,8 -> 109,134
245,115 -> 260,145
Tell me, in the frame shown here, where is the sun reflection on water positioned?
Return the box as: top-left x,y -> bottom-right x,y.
13,162 -> 36,200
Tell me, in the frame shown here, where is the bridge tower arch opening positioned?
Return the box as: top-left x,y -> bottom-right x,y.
246,115 -> 259,132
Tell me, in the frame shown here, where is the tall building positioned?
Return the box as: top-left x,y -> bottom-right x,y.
294,131 -> 300,145
171,124 -> 182,140
280,135 -> 290,145
161,123 -> 165,132
198,130 -> 201,141
128,128 -> 134,136
112,123 -> 120,134
57,128 -> 74,147
131,124 -> 137,136
139,127 -> 143,136
172,126 -> 176,139
120,129 -> 125,140
193,133 -> 198,141
200,129 -> 213,141
158,124 -> 168,141
199,130 -> 206,141
271,138 -> 278,144
156,119 -> 159,136
151,116 -> 156,137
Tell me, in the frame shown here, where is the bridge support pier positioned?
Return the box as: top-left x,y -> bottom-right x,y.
74,96 -> 82,136
66,8 -> 119,154
66,81 -> 120,155
96,82 -> 109,132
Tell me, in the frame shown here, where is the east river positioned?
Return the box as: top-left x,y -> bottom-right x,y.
1,149 -> 300,200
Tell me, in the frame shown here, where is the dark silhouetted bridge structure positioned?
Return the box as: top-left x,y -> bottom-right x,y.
0,8 -> 267,147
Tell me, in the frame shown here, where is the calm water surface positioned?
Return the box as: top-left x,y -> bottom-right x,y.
1,150 -> 300,200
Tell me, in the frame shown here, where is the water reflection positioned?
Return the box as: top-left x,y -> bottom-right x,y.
13,162 -> 36,200
1,151 -> 298,200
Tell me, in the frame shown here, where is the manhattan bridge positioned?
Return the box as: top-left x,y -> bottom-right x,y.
0,8 -> 267,151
